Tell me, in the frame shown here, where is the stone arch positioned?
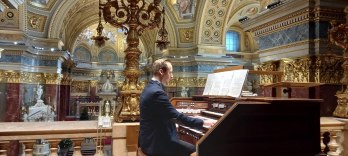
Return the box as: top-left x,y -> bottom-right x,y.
73,45 -> 92,62
98,48 -> 118,63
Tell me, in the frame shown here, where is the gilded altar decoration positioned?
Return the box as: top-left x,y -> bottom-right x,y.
100,0 -> 168,122
168,77 -> 207,87
329,7 -> 348,118
255,62 -> 278,84
71,81 -> 89,93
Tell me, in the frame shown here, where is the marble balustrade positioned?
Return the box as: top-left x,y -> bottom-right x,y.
0,121 -> 111,156
320,117 -> 346,156
0,118 -> 347,156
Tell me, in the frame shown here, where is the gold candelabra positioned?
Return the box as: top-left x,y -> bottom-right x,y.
100,0 -> 169,122
330,7 -> 348,118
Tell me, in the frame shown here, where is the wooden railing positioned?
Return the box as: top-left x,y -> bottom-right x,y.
0,121 -> 111,156
0,118 -> 346,156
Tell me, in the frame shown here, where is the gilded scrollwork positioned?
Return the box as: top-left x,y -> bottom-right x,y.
71,81 -> 89,93
60,73 -> 73,85
0,70 -> 63,84
255,62 -> 278,84
279,55 -> 343,84
167,77 -> 207,87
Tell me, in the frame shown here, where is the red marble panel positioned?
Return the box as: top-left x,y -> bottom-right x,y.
5,83 -> 21,122
44,84 -> 59,121
262,87 -> 273,97
90,86 -> 97,102
5,83 -> 20,156
291,88 -> 309,98
58,85 -> 70,121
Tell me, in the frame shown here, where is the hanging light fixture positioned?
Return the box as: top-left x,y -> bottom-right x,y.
91,0 -> 109,47
156,8 -> 170,50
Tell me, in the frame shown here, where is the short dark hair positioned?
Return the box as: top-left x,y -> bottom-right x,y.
152,59 -> 171,75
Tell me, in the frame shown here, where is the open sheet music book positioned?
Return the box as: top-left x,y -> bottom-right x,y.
202,69 -> 248,98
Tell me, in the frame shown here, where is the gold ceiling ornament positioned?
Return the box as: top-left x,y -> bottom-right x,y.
91,0 -> 109,47
329,7 -> 348,118
100,0 -> 169,122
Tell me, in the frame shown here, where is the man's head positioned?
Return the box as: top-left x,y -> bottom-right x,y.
152,59 -> 173,85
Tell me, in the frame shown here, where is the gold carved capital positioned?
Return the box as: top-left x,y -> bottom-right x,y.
89,80 -> 98,87
61,73 -> 73,85
44,73 -> 62,85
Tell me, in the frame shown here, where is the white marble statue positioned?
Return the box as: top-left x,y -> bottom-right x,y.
181,87 -> 189,97
105,100 -> 111,116
101,78 -> 115,92
36,84 -> 43,101
27,84 -> 56,122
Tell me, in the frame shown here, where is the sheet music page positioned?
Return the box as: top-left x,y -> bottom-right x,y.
227,69 -> 248,97
209,72 -> 225,95
217,71 -> 234,96
203,73 -> 215,95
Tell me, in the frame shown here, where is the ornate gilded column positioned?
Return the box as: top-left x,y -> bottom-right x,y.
89,80 -> 98,102
329,7 -> 348,118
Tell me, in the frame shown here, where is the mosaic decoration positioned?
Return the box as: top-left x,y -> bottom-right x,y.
179,27 -> 194,43
201,0 -> 231,44
27,12 -> 47,32
98,50 -> 118,63
259,23 -> 310,50
73,46 -> 92,62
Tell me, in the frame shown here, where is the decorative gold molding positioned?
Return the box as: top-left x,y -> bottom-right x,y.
44,73 -> 62,85
257,55 -> 344,84
71,81 -> 90,93
167,77 -> 207,87
313,7 -> 346,22
0,70 -> 62,84
248,8 -> 311,36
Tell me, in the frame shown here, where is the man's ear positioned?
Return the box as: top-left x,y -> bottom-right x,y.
159,69 -> 164,75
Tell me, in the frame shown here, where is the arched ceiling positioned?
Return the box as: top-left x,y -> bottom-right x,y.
26,0 -> 265,53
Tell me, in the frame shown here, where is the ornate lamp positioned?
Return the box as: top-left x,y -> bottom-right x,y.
91,0 -> 109,47
329,7 -> 348,118
156,8 -> 170,50
100,0 -> 169,122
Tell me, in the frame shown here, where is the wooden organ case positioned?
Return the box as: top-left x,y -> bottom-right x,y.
171,96 -> 321,156
171,67 -> 322,156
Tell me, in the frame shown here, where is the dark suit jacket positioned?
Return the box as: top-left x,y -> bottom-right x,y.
139,80 -> 203,156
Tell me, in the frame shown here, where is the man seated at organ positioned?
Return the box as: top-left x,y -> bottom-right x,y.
138,58 -> 214,156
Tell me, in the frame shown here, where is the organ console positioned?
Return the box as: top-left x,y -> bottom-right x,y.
171,94 -> 322,156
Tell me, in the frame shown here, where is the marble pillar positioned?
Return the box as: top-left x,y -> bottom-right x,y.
5,83 -> 21,156
59,84 -> 70,121
90,80 -> 98,102
45,84 -> 59,120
